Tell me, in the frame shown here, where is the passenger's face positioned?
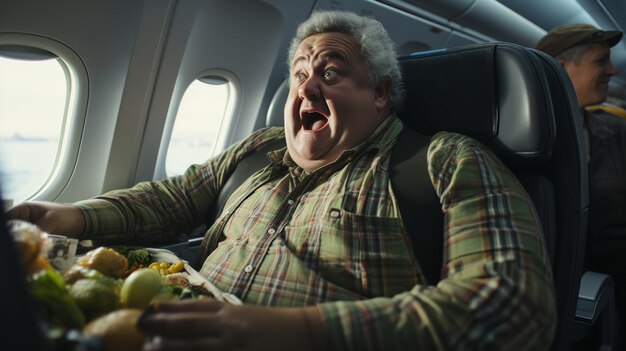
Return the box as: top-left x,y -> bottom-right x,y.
562,42 -> 619,108
284,32 -> 390,172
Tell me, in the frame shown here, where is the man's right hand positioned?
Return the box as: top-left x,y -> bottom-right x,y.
6,201 -> 85,238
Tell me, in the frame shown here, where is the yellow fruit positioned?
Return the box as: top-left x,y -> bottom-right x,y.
121,268 -> 163,309
168,261 -> 185,274
77,247 -> 128,278
83,309 -> 143,351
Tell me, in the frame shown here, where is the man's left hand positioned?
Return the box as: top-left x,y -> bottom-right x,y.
137,299 -> 326,351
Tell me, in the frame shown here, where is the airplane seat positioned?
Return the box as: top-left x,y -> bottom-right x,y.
400,43 -> 622,350
266,79 -> 288,127
532,48 -> 619,350
397,43 -> 617,350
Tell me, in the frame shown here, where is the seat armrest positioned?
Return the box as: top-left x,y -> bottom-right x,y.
576,271 -> 615,323
574,271 -> 619,349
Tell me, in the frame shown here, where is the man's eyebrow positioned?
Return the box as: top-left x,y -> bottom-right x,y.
323,50 -> 348,62
291,50 -> 348,67
292,54 -> 306,67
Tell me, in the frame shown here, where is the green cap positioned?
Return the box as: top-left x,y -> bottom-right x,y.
536,23 -> 623,57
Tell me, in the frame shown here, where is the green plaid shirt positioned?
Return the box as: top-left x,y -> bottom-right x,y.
77,115 -> 555,350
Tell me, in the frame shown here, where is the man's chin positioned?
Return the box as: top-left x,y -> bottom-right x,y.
289,146 -> 339,171
291,156 -> 328,172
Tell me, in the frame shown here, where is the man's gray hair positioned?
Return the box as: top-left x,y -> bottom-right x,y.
556,44 -> 593,64
287,10 -> 405,111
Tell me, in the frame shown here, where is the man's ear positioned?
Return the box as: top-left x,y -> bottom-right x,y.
374,76 -> 392,111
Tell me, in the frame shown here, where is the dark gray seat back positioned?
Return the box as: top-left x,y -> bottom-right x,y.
397,43 -> 587,351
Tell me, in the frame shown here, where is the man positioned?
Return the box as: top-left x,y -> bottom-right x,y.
10,11 -> 555,350
537,23 -> 626,344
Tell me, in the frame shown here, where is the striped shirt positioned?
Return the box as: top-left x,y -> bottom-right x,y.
77,114 -> 555,350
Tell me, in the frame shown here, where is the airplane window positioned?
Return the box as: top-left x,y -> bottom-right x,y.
0,50 -> 67,203
165,76 -> 229,176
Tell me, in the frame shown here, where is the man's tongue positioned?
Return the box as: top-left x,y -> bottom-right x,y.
304,113 -> 328,131
311,119 -> 327,131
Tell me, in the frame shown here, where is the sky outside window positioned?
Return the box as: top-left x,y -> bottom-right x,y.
0,55 -> 67,201
166,78 -> 229,176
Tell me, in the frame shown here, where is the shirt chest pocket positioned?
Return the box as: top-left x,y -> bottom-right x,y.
321,208 -> 405,257
316,207 -> 417,296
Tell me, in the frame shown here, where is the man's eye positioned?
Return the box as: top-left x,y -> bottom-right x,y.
294,73 -> 306,82
596,57 -> 610,66
324,69 -> 339,81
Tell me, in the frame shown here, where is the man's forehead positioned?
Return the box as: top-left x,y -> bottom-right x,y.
582,42 -> 611,59
292,32 -> 363,64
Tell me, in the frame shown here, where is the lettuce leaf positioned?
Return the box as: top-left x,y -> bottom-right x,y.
28,268 -> 85,328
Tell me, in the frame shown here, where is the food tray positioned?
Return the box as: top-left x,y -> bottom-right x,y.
146,248 -> 242,305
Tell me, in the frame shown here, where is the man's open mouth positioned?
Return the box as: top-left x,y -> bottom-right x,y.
302,111 -> 329,131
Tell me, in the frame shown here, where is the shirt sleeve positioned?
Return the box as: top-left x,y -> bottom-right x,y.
75,127 -> 285,245
318,131 -> 556,350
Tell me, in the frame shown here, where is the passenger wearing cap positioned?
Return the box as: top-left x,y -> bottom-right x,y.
537,23 -> 621,107
538,23 -> 626,346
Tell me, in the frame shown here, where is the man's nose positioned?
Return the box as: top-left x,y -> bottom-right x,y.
298,75 -> 321,101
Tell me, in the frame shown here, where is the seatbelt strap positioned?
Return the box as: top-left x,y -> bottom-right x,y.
389,128 -> 443,284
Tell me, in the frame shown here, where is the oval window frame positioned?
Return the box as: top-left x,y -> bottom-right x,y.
154,69 -> 240,179
0,33 -> 88,202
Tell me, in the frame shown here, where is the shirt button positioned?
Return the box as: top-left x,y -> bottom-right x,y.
267,228 -> 276,235
287,199 -> 295,206
329,209 -> 340,218
244,265 -> 253,273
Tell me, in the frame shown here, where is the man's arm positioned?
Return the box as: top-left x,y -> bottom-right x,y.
317,132 -> 556,350
7,127 -> 286,246
6,167 -> 220,245
73,127 -> 286,246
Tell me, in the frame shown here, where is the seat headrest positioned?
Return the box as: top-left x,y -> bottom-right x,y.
266,80 -> 289,127
399,43 -> 556,167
